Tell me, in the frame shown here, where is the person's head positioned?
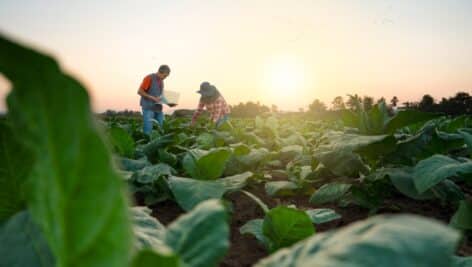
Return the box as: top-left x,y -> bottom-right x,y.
157,65 -> 170,79
197,81 -> 220,103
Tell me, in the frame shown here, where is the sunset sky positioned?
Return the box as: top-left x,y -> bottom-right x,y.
0,0 -> 471,112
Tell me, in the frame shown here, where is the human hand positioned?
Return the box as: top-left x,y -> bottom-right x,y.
152,96 -> 161,103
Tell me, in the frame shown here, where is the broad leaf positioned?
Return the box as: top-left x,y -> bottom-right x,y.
107,126 -> 135,158
385,124 -> 464,165
183,148 -> 232,180
384,110 -> 439,134
450,200 -> 472,230
265,181 -> 298,196
116,157 -> 150,172
131,207 -> 167,251
165,199 -> 229,267
167,172 -> 252,211
262,206 -> 315,252
131,249 -> 182,267
1,35 -> 132,267
305,209 -> 341,224
459,129 -> 472,156
0,122 -> 33,222
414,155 -> 472,193
132,164 -> 176,184
0,211 -> 54,267
309,183 -> 352,204
131,200 -> 228,267
255,215 -> 462,267
314,150 -> 368,177
240,219 -> 267,247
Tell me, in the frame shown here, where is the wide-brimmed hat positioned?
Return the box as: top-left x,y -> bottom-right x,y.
196,81 -> 217,97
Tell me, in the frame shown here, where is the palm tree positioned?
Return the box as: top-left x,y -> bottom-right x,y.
390,96 -> 399,107
331,96 -> 346,110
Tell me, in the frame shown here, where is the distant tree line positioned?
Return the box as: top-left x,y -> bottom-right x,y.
101,109 -> 142,117
404,92 -> 472,115
307,91 -> 471,115
230,101 -> 271,117
98,91 -> 470,120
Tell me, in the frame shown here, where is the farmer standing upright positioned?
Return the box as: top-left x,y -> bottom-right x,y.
137,65 -> 170,135
191,81 -> 230,127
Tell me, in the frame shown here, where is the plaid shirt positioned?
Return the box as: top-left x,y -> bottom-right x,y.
191,96 -> 230,123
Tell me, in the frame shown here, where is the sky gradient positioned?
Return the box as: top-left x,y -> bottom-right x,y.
1,0 -> 471,112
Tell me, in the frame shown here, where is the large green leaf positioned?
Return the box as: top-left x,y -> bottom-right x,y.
131,250 -> 182,267
309,183 -> 352,204
317,131 -> 393,151
240,219 -> 267,247
182,148 -> 232,180
0,122 -> 33,222
438,116 -> 471,133
385,124 -> 464,165
0,35 -> 132,267
195,132 -> 215,149
314,150 -> 368,177
414,155 -> 472,193
305,209 -> 341,224
366,167 -> 435,200
165,199 -> 229,267
107,126 -> 136,158
459,129 -> 472,156
279,145 -> 303,162
368,167 -> 463,201
167,177 -> 225,211
132,164 -> 176,184
384,110 -> 439,134
167,172 -> 252,211
265,181 -> 299,196
255,215 -> 463,267
0,211 -> 55,267
262,206 -> 315,252
116,157 -> 150,172
131,200 -> 228,267
450,200 -> 472,230
131,207 -> 167,251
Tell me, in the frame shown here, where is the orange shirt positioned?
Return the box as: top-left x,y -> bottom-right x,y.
139,74 -> 163,91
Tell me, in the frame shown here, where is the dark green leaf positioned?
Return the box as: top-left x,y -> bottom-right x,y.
414,155 -> 472,193
0,122 -> 33,222
0,211 -> 54,267
1,34 -> 132,267
262,206 -> 315,252
305,209 -> 341,224
310,183 -> 352,204
255,215 -> 461,267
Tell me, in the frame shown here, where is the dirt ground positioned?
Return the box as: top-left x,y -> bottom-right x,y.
136,182 -> 472,267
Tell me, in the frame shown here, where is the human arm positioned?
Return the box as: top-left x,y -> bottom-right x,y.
191,101 -> 205,125
137,75 -> 160,102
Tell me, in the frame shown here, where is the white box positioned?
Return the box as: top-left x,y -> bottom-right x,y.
161,90 -> 180,105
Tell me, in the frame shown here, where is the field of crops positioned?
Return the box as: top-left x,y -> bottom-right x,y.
2,36 -> 472,267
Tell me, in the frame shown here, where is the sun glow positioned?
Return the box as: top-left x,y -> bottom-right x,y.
261,55 -> 306,105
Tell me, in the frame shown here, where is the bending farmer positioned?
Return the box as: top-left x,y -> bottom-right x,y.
191,81 -> 230,127
137,65 -> 170,135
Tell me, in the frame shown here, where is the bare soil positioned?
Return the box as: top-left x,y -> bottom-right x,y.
135,182 -> 472,267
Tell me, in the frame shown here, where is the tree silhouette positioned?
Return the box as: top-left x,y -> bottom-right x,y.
419,94 -> 435,112
346,94 -> 362,111
363,96 -> 374,111
308,99 -> 327,113
331,96 -> 345,110
390,96 -> 399,107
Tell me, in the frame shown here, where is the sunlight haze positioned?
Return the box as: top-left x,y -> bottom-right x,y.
0,0 -> 471,112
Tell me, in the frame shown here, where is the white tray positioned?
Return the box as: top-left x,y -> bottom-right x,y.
161,90 -> 180,105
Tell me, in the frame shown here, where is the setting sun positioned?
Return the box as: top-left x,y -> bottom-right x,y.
261,55 -> 308,105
